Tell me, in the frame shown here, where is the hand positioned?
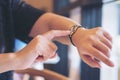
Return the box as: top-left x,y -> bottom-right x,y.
16,30 -> 70,69
72,27 -> 114,68
35,30 -> 70,62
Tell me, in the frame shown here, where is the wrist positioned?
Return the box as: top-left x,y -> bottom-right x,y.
69,25 -> 85,46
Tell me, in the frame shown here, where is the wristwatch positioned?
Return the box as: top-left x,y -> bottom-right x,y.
69,25 -> 81,46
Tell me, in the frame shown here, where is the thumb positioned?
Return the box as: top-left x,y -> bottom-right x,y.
43,30 -> 70,40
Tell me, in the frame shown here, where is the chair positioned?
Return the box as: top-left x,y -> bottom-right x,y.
15,68 -> 71,80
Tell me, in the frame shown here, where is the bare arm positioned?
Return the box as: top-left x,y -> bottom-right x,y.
0,30 -> 69,73
0,39 -> 39,73
0,53 -> 18,73
0,50 -> 38,73
29,13 -> 77,45
29,12 -> 114,68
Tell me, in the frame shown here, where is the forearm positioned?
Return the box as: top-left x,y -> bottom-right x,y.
28,12 -> 114,68
0,53 -> 18,73
44,13 -> 78,30
29,12 -> 79,45
0,47 -> 38,73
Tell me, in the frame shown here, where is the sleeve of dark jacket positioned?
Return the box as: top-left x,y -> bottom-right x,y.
12,0 -> 46,43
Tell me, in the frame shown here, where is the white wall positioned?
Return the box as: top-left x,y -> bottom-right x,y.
100,1 -> 119,80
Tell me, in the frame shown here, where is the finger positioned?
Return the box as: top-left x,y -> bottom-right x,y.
95,28 -> 112,49
92,39 -> 110,57
103,30 -> 113,43
99,35 -> 112,50
47,42 -> 58,58
91,56 -> 100,62
88,46 -> 114,67
94,58 -> 100,62
80,54 -> 101,68
43,30 -> 70,40
42,42 -> 57,60
50,53 -> 57,59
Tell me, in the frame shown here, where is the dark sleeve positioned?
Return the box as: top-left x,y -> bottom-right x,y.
12,0 -> 46,43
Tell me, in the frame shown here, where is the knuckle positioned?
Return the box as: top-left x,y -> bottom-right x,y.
88,35 -> 95,42
95,27 -> 103,34
35,35 -> 41,42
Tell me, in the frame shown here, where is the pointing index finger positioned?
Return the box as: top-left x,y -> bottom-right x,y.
43,30 -> 70,40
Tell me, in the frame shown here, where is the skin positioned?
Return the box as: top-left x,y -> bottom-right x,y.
0,30 -> 70,73
29,13 -> 114,68
0,12 -> 114,73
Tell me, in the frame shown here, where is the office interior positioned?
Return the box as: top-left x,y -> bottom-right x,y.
13,0 -> 120,80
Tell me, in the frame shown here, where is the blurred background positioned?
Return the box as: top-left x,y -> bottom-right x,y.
15,0 -> 120,80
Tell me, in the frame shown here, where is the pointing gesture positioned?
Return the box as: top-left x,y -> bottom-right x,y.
17,30 -> 70,69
